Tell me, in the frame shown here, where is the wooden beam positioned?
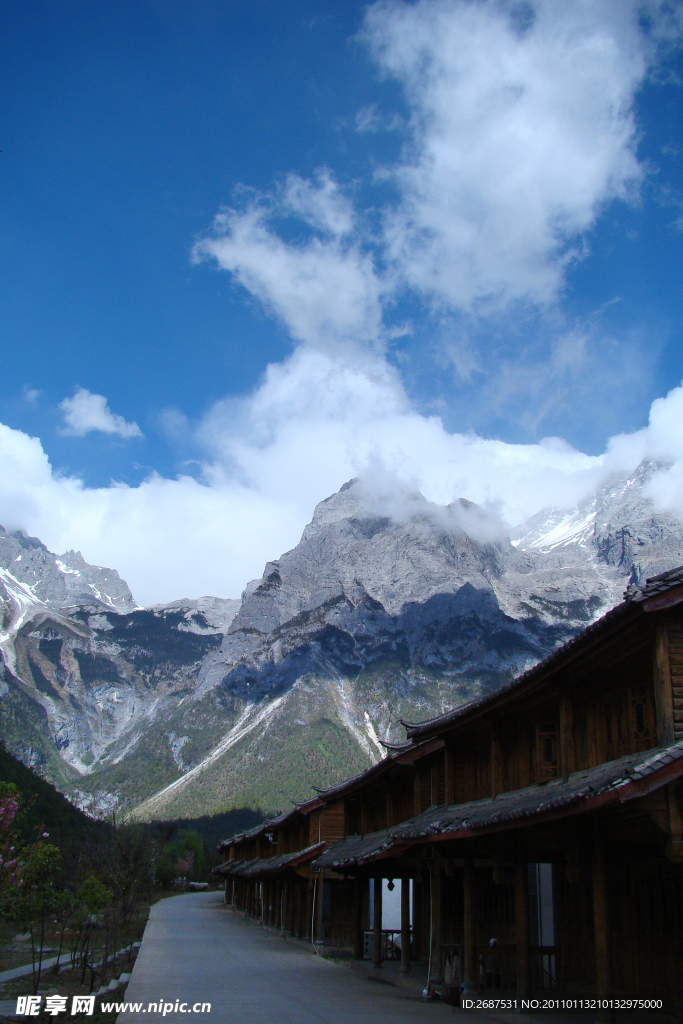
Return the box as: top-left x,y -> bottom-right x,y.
653,625 -> 675,747
515,848 -> 530,1000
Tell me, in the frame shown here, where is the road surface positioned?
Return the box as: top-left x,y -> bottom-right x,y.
116,891 -> 455,1024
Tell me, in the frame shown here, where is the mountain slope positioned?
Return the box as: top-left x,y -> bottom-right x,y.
129,465 -> 683,820
1,463 -> 682,821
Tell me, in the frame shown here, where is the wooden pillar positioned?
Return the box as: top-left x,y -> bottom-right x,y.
412,877 -> 422,961
560,694 -> 575,782
444,744 -> 455,806
293,883 -> 301,937
463,857 -> 477,992
413,768 -> 422,817
353,877 -> 364,959
288,881 -> 295,934
515,848 -> 530,999
592,842 -> 615,1023
430,857 -> 443,982
279,881 -> 286,932
587,705 -> 598,768
386,790 -> 394,829
400,877 -> 411,974
316,875 -> 325,945
491,726 -> 503,798
292,883 -> 299,936
373,877 -> 383,968
653,624 -> 675,746
666,782 -> 683,861
305,881 -> 313,939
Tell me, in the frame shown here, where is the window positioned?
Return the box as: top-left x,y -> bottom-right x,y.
536,722 -> 559,781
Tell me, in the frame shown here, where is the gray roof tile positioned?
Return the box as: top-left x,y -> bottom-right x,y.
314,740 -> 683,870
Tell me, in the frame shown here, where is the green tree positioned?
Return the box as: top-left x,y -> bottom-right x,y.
155,829 -> 208,887
1,841 -> 65,993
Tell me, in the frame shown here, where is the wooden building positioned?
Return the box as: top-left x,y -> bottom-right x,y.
216,565 -> 683,1017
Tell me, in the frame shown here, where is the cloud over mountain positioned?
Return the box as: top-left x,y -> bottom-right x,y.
1,1 -> 681,606
1,348 -> 683,605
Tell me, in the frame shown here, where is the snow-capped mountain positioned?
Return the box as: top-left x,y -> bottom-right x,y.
132,462 -> 683,821
1,460 -> 682,821
0,527 -> 139,674
512,460 -> 683,582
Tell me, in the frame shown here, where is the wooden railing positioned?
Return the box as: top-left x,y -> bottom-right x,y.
362,929 -> 413,961
531,945 -> 559,990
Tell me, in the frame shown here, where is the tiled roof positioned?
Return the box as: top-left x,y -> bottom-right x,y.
213,858 -> 246,877
214,857 -> 261,877
218,808 -> 302,851
237,843 -> 326,878
624,563 -> 683,602
313,740 -> 683,870
404,563 -> 683,741
218,564 -> 683,853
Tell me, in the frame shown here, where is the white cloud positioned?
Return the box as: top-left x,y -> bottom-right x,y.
363,0 -> 650,311
191,0 -> 678,443
22,386 -> 40,405
3,2 -> 680,607
354,103 -> 404,133
2,351 -> 683,606
59,388 -> 143,439
195,1 -> 675,351
193,175 -> 384,353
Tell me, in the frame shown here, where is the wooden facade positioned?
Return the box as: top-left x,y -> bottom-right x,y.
216,566 -> 683,1015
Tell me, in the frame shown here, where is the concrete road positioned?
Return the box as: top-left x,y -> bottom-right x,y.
115,894 -> 675,1024
116,891 -> 460,1024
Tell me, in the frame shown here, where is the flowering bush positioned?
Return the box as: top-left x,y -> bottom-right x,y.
0,784 -> 23,890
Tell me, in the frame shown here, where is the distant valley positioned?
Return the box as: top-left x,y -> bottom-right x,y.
1,459 -> 682,820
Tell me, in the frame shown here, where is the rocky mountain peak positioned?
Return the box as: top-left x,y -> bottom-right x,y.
231,478 -> 514,635
2,461 -> 683,823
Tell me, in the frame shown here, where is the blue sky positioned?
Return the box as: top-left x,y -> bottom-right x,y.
1,0 -> 683,603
